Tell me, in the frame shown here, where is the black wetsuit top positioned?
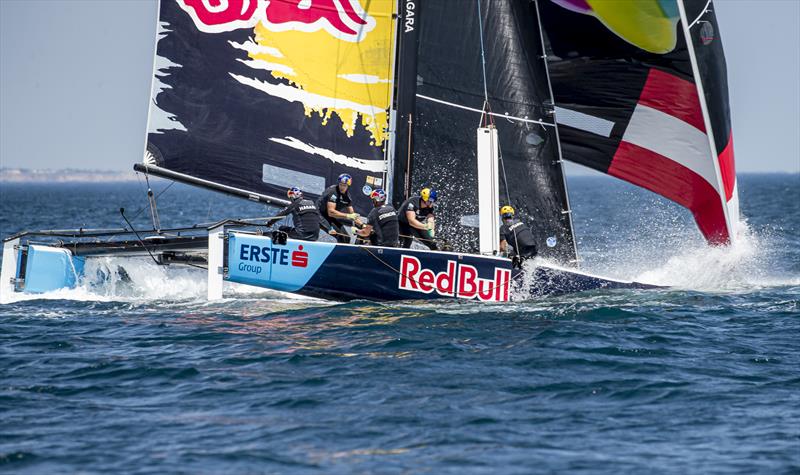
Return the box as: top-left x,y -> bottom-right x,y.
275,198 -> 320,241
500,219 -> 537,257
366,205 -> 399,247
398,195 -> 434,224
317,185 -> 353,218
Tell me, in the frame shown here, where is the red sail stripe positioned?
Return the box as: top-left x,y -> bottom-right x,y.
638,69 -> 706,133
717,132 -> 736,201
609,141 -> 730,245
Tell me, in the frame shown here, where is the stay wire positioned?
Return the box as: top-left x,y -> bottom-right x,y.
119,208 -> 162,267
476,0 -> 489,104
474,0 -> 519,257
127,176 -> 175,222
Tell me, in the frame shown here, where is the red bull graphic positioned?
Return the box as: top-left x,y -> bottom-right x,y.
398,255 -> 511,302
178,0 -> 376,41
264,0 -> 376,40
177,0 -> 263,33
148,0 -> 395,221
175,0 -> 394,154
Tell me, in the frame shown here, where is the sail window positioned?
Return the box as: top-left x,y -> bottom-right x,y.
554,107 -> 615,137
699,22 -> 715,45
262,164 -> 325,194
526,132 -> 545,147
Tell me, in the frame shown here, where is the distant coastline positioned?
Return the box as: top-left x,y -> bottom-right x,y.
0,167 -> 796,185
0,168 -> 138,183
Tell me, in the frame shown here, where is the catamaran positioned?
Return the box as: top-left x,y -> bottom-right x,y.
0,0 -> 738,303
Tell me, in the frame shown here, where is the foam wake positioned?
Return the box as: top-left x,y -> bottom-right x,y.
584,219 -> 798,292
2,256 -> 318,305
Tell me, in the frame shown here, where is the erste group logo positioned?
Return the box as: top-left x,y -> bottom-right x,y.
237,243 -> 309,274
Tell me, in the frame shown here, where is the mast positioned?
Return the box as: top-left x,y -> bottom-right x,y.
390,0 -> 422,207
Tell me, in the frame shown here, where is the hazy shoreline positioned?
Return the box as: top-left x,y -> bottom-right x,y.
0,168 -> 138,183
1,168 -> 796,185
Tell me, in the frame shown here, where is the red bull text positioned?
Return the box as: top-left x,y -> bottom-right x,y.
398,255 -> 511,302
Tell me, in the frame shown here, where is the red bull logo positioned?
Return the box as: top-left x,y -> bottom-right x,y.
178,0 -> 376,41
398,256 -> 511,302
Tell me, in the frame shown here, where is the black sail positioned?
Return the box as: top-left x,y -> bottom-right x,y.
409,0 -> 577,262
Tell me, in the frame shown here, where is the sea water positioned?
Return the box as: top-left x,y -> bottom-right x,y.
0,174 -> 797,474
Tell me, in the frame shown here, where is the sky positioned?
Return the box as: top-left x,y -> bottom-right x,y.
0,0 -> 798,174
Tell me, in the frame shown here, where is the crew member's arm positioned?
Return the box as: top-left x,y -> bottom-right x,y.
355,224 -> 373,237
268,201 -> 296,224
406,210 -> 428,230
326,201 -> 350,219
499,239 -> 508,254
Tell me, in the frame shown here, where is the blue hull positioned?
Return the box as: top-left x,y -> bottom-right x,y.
1,231 -> 657,302
225,233 -> 656,302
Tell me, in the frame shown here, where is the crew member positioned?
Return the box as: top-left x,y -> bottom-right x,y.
269,187 -> 320,241
354,189 -> 399,247
317,173 -> 360,243
499,205 -> 537,259
398,187 -> 438,250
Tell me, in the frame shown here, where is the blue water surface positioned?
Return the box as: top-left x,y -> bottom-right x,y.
0,174 -> 798,474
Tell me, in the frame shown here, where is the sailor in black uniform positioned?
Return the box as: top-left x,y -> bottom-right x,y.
499,205 -> 537,259
354,188 -> 399,247
317,173 -> 361,243
269,187 -> 320,241
398,187 -> 438,250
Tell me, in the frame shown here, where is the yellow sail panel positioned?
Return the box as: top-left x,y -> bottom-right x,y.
251,0 -> 397,146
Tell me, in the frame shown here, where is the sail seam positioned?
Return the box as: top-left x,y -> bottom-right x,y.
416,94 -> 555,126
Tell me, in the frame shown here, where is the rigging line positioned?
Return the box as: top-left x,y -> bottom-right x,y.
688,0 -> 713,28
476,0 -> 490,103
495,131 -> 520,258
532,0 -> 580,263
143,172 -> 161,232
127,180 -> 176,222
118,208 -> 162,267
398,233 -> 446,245
416,94 -> 555,126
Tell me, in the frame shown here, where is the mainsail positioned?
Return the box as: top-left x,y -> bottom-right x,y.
538,0 -> 739,244
145,0 -> 578,262
408,0 -> 578,262
145,0 -> 398,212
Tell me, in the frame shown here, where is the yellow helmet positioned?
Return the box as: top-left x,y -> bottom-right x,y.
420,188 -> 438,202
500,205 -> 515,218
